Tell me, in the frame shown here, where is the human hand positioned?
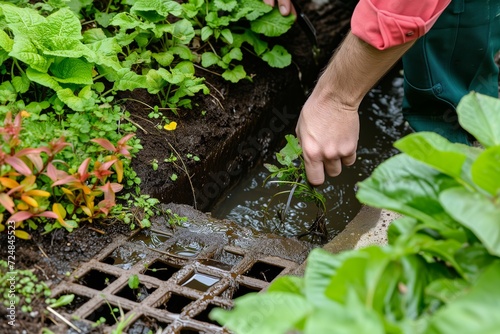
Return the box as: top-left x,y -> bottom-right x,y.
295,94 -> 359,186
262,0 -> 296,16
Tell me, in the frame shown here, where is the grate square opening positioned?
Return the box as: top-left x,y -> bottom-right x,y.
85,302 -> 130,326
193,303 -> 222,326
77,269 -> 118,290
52,294 -> 90,314
100,245 -> 146,270
244,261 -> 284,282
142,260 -> 180,281
160,292 -> 196,314
127,315 -> 170,333
115,282 -> 157,302
180,273 -> 220,292
232,284 -> 261,299
202,250 -> 243,270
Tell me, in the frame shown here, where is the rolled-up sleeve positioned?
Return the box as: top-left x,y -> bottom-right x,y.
351,0 -> 451,50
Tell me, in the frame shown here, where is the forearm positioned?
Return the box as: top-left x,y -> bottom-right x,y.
312,31 -> 415,109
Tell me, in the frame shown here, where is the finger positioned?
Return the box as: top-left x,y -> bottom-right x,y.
303,156 -> 325,186
341,153 -> 357,166
277,0 -> 292,15
324,158 -> 342,177
263,0 -> 274,6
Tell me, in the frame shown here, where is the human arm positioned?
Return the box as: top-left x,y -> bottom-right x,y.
296,31 -> 415,185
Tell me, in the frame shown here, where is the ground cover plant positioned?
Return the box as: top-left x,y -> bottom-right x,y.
0,0 -> 296,237
210,92 -> 500,333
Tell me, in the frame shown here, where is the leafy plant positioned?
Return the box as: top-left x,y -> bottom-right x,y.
263,134 -> 328,242
210,92 -> 500,333
0,260 -> 52,313
0,111 -> 135,238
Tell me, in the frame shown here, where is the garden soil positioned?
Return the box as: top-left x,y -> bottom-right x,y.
0,1 -> 357,333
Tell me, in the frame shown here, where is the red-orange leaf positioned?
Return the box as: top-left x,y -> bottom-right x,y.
0,193 -> 15,213
0,177 -> 20,189
21,195 -> 38,208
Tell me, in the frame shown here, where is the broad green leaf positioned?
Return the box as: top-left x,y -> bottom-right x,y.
201,52 -> 220,68
232,31 -> 268,56
262,45 -> 291,68
276,134 -> 302,165
94,11 -> 115,28
394,132 -> 468,179
145,69 -> 165,94
305,292 -> 385,334
0,5 -> 44,36
222,65 -> 246,83
172,19 -> 195,44
356,154 -> 460,228
209,292 -> 312,334
0,81 -> 18,103
169,45 -> 194,60
239,0 -> 273,21
222,47 -> 242,63
110,12 -> 148,30
128,274 -> 140,289
11,74 -> 30,94
267,275 -> 304,294
470,146 -> 500,196
50,58 -> 93,85
220,28 -> 234,44
49,294 -> 74,309
440,187 -> 500,257
201,26 -> 214,41
11,38 -> 51,72
152,51 -> 174,66
250,9 -> 295,37
57,87 -> 95,111
113,68 -> 148,91
455,245 -> 497,282
131,0 -> 183,22
426,278 -> 469,304
174,60 -> 195,75
457,92 -> 500,148
214,0 -> 237,11
43,8 -> 82,41
0,29 -> 13,52
157,67 -> 185,85
26,67 -> 61,91
426,261 -> 500,334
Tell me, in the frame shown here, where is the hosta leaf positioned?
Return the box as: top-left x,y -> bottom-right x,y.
262,45 -> 291,68
222,65 -> 246,83
50,58 -> 94,85
250,9 -> 295,37
457,92 -> 500,148
470,146 -> 500,196
440,187 -> 500,257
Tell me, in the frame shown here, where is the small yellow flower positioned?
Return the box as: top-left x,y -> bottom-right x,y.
20,110 -> 30,118
164,121 -> 177,131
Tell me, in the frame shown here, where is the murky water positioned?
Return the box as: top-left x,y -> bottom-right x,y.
211,68 -> 410,242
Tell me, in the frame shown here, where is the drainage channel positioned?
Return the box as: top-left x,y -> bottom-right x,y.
47,204 -> 311,334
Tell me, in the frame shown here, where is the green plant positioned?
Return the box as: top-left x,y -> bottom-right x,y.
0,111 -> 135,238
210,92 -> 500,333
0,260 -> 52,313
263,134 -> 328,242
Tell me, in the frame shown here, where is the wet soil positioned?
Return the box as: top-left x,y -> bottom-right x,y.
0,1 -> 358,333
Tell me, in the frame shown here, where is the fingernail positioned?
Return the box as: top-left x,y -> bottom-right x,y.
279,5 -> 287,15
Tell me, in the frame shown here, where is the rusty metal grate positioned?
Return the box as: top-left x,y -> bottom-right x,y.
47,209 -> 308,334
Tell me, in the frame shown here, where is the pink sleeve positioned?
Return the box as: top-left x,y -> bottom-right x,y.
351,0 -> 451,50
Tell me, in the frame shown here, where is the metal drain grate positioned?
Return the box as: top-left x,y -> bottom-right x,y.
47,209 -> 309,334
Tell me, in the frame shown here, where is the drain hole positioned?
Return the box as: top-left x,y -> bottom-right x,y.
204,250 -> 243,270
180,273 -> 220,292
77,270 -> 118,290
100,246 -> 147,270
115,282 -> 156,302
85,302 -> 130,326
244,261 -> 284,282
161,292 -> 195,313
193,304 -> 221,326
232,284 -> 261,299
143,260 -> 180,281
127,315 -> 170,333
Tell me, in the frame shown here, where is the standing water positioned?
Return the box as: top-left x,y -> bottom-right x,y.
211,67 -> 410,243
